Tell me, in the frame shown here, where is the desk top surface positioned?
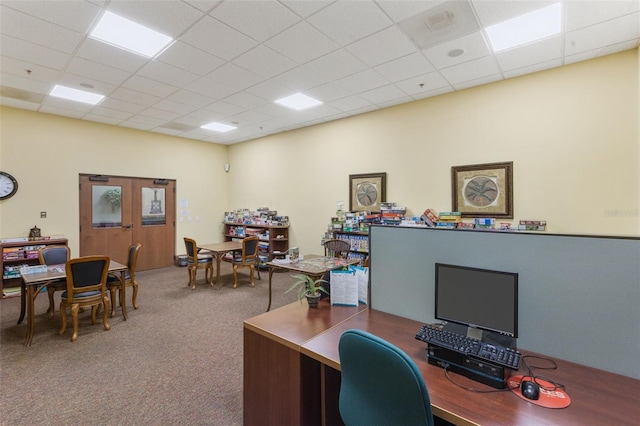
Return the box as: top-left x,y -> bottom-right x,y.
198,241 -> 242,252
266,254 -> 358,275
21,260 -> 127,285
248,302 -> 640,426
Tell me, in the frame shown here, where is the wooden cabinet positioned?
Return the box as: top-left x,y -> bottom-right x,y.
1,238 -> 68,298
332,230 -> 369,264
223,223 -> 289,263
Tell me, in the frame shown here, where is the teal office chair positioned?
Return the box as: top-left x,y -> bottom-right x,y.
338,329 -> 434,426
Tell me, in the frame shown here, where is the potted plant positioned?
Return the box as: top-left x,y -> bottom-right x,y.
285,274 -> 329,308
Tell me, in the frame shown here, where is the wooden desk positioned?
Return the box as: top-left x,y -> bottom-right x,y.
198,241 -> 242,288
244,298 -> 366,426
265,255 -> 359,311
19,260 -> 128,346
244,302 -> 640,426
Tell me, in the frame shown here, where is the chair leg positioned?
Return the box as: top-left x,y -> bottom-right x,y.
47,287 -> 56,317
249,265 -> 255,287
70,303 -> 80,342
109,287 -> 117,317
233,264 -> 238,288
59,303 -> 67,336
131,281 -> 139,309
102,296 -> 111,331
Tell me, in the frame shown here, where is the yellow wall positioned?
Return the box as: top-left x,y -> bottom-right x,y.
228,49 -> 639,253
0,109 -> 229,256
1,49 -> 638,257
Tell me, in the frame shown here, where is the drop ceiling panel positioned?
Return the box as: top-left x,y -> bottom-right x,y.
0,0 -> 637,145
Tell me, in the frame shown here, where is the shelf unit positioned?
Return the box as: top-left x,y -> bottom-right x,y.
332,230 -> 369,264
223,223 -> 289,265
1,238 -> 68,298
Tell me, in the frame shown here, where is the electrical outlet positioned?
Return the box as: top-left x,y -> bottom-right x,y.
40,211 -> 47,218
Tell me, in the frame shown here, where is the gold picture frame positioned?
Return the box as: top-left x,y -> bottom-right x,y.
452,162 -> 513,218
349,172 -> 386,212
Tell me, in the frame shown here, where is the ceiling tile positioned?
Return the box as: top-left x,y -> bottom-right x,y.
158,41 -> 225,76
0,6 -> 84,54
440,55 -> 502,85
1,0 -> 100,33
307,1 -> 392,45
265,21 -> 339,63
180,16 -> 257,60
346,26 -> 417,67
422,31 -> 491,69
209,0 -> 300,41
495,36 -> 563,71
232,45 -> 297,79
374,52 -> 435,82
565,12 -> 640,56
1,34 -> 71,70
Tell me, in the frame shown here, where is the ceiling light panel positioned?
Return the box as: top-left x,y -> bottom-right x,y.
485,3 -> 562,52
90,11 -> 174,58
49,84 -> 104,105
275,93 -> 323,111
201,122 -> 237,133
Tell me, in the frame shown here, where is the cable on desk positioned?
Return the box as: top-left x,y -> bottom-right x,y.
520,355 -> 566,392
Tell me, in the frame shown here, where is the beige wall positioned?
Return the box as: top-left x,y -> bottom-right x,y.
1,49 -> 638,258
0,109 -> 229,256
228,49 -> 639,253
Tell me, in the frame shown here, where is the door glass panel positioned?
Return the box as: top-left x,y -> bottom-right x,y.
92,185 -> 122,228
141,187 -> 166,226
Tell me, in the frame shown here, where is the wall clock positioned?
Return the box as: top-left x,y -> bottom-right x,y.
0,171 -> 18,200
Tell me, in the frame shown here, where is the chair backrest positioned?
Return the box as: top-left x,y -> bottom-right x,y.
184,238 -> 197,259
65,256 -> 110,301
324,239 -> 350,259
242,236 -> 259,260
127,243 -> 142,276
38,245 -> 70,265
338,329 -> 434,426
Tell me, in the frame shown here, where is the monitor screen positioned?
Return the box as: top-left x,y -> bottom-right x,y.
435,263 -> 518,338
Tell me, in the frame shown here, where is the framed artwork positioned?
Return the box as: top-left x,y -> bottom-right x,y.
349,172 -> 386,212
451,162 -> 513,218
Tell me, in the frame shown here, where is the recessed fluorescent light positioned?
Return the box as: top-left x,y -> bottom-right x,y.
201,122 -> 237,133
485,2 -> 562,52
274,93 -> 322,111
90,11 -> 174,58
49,84 -> 105,105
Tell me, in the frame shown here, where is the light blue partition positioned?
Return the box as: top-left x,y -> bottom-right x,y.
369,225 -> 640,379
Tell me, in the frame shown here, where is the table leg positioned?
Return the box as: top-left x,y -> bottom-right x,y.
24,286 -> 36,346
216,253 -> 224,290
18,281 -> 26,324
120,270 -> 128,320
267,266 -> 276,312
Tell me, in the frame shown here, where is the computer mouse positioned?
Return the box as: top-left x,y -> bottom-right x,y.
520,380 -> 540,400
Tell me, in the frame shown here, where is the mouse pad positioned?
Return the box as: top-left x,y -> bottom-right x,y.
507,375 -> 571,408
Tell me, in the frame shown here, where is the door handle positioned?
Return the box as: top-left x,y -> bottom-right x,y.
122,224 -> 133,229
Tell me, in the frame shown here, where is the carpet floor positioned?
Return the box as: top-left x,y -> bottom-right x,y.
0,262 -> 299,425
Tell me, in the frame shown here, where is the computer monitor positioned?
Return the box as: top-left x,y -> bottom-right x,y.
435,263 -> 518,342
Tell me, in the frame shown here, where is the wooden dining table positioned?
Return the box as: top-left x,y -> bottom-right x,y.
18,260 -> 128,346
197,241 -> 243,289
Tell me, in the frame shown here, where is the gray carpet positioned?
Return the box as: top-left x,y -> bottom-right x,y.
0,263 -> 299,425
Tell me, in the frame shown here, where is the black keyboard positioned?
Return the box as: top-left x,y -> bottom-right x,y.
415,324 -> 521,370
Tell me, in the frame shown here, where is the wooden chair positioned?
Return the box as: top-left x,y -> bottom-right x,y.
38,245 -> 70,317
324,239 -> 350,259
184,237 -> 214,290
232,236 -> 261,288
106,243 -> 141,317
59,256 -> 111,342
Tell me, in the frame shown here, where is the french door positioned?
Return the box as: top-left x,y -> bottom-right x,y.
79,174 -> 176,271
